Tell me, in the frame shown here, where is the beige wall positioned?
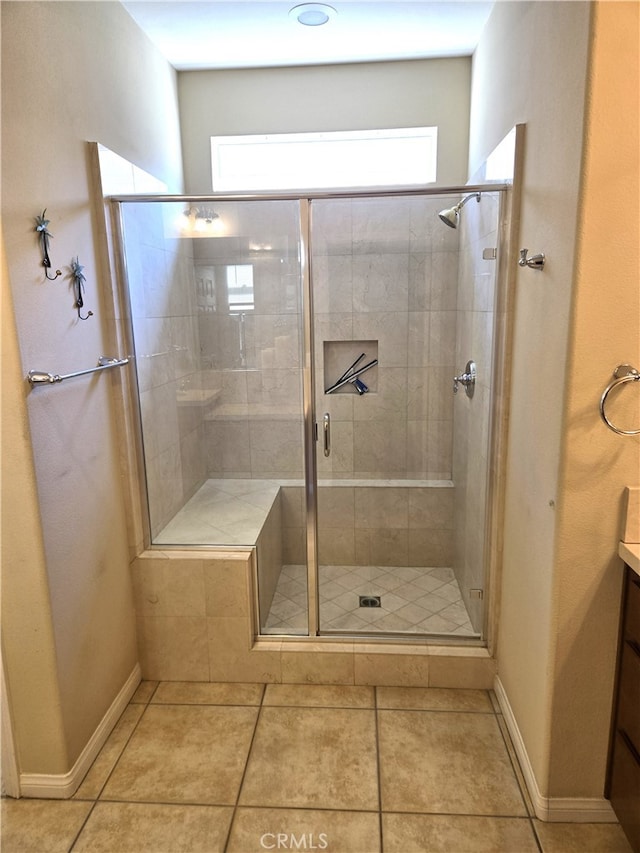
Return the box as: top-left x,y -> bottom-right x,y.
1,1 -> 183,774
1,230 -> 68,776
178,59 -> 471,192
471,0 -> 640,804
550,1 -> 640,798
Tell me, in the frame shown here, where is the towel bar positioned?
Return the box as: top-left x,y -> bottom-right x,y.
28,356 -> 129,387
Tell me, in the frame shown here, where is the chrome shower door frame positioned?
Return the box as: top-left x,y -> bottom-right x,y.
110,184 -> 510,645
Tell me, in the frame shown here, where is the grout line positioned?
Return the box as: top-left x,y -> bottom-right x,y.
494,702 -> 535,818
68,687 -> 155,850
529,816 -> 545,853
222,686 -> 266,852
89,693 -> 153,801
68,799 -> 99,851
374,686 -> 384,853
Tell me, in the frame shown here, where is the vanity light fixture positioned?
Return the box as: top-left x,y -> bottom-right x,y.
181,206 -> 225,237
289,3 -> 337,26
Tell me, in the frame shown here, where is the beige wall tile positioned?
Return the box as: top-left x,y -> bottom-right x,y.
132,558 -> 205,617
318,487 -> 355,527
136,616 -> 209,681
203,556 -> 251,617
281,650 -> 355,684
318,527 -> 356,565
354,652 -> 429,687
428,654 -> 496,689
264,684 -> 374,708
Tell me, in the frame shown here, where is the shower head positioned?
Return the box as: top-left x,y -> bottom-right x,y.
438,192 -> 481,229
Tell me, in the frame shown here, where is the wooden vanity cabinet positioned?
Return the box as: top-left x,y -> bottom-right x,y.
606,564 -> 640,852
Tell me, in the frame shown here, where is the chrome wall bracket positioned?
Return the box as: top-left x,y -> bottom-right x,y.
453,360 -> 476,397
519,248 -> 545,270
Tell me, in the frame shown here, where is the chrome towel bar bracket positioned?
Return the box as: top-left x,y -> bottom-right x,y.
28,356 -> 129,387
599,364 -> 640,435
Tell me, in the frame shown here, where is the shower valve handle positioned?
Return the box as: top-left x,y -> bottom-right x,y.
519,248 -> 545,270
453,361 -> 476,397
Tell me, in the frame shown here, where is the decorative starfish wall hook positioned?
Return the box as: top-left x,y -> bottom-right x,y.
70,257 -> 93,320
35,210 -> 62,280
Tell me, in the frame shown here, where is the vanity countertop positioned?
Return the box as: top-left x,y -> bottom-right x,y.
619,541 -> 640,576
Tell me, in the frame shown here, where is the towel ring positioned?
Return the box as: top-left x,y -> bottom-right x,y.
599,364 -> 640,435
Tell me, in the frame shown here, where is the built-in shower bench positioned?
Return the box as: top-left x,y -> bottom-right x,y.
153,477 -> 454,550
153,477 -> 456,628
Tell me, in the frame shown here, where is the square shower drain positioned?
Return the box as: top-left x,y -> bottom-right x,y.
359,595 -> 382,608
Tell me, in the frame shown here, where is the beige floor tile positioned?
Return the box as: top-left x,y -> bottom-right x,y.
74,704 -> 145,800
1,798 -> 92,853
228,807 -> 381,853
130,680 -> 158,704
239,707 -> 378,811
101,704 -> 258,805
378,710 -> 527,815
73,801 -> 233,852
382,813 -> 539,852
376,686 -> 492,712
263,683 -> 374,708
151,681 -> 264,705
533,820 -> 633,852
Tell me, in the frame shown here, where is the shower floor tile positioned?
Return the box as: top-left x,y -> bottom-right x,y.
263,565 -> 478,636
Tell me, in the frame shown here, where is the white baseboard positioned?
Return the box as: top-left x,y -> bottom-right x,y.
19,663 -> 141,799
494,676 -> 616,823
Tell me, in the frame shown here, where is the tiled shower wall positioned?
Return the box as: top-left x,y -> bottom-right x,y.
312,196 -> 460,481
190,195 -> 463,484
452,192 -> 500,630
122,197 -> 495,586
195,201 -> 305,480
122,203 -> 206,537
281,483 -> 454,568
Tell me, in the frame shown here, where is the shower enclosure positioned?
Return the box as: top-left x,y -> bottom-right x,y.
113,186 -> 506,642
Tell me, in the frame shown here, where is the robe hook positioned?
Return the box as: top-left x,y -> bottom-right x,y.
70,257 -> 93,321
35,210 -> 62,280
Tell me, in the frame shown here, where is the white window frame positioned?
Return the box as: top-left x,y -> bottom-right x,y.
210,127 -> 438,192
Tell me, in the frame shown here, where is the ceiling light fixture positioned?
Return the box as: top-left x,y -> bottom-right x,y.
289,3 -> 337,27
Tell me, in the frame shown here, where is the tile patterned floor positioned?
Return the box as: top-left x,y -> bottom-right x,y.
264,564 -> 478,636
2,681 -> 631,853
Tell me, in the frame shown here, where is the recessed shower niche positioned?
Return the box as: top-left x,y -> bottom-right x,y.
323,340 -> 378,395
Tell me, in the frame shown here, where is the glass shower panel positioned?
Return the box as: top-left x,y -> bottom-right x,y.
311,193 -> 494,637
119,199 -> 308,634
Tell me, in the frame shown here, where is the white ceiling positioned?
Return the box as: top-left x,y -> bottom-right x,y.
121,1 -> 494,70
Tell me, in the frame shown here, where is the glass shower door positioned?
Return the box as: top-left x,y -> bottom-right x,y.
310,193 -> 489,637
119,198 -> 309,634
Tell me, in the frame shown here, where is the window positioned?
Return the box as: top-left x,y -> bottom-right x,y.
226,264 -> 254,312
211,127 -> 438,192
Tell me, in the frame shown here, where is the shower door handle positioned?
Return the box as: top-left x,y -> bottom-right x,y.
323,413 -> 331,457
